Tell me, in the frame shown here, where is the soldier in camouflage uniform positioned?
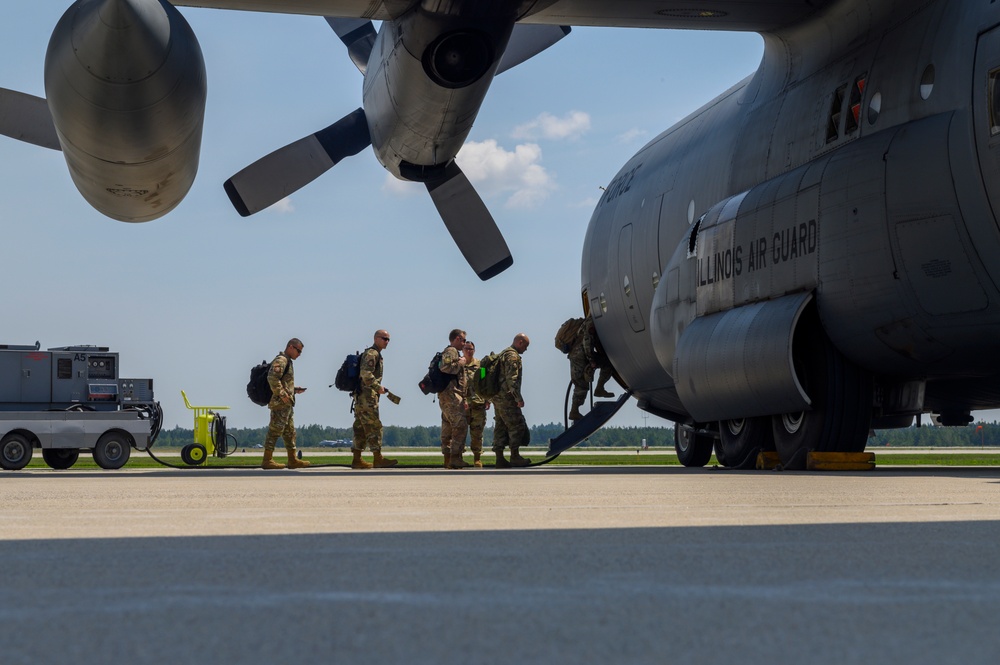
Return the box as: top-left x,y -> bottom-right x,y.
493,333 -> 532,468
567,318 -> 592,421
462,340 -> 490,468
351,329 -> 398,469
585,315 -> 615,399
261,338 -> 311,470
438,329 -> 470,469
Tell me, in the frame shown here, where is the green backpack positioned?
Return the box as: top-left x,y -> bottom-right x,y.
472,352 -> 503,399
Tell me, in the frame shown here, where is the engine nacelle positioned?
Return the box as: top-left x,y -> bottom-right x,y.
362,5 -> 515,181
44,0 -> 207,222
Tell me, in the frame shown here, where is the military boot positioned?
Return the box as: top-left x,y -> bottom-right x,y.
569,406 -> 584,421
494,449 -> 511,469
473,452 -> 483,468
286,448 -> 311,469
594,387 -> 615,398
372,450 -> 398,468
261,449 -> 285,470
510,449 -> 531,467
443,451 -> 452,468
448,451 -> 470,469
351,449 -> 372,469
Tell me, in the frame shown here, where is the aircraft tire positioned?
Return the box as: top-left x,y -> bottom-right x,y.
42,448 -> 79,470
674,424 -> 713,467
93,432 -> 132,470
717,416 -> 772,469
712,439 -> 730,467
771,331 -> 872,469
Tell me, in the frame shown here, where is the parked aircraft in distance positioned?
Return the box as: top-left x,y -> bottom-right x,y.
318,440 -> 352,448
4,1 -> 1000,470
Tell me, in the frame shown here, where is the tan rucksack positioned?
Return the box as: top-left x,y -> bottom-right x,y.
554,317 -> 584,353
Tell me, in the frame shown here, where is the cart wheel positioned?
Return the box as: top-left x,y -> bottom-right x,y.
181,443 -> 207,466
93,432 -> 131,470
42,448 -> 80,470
1,433 -> 33,471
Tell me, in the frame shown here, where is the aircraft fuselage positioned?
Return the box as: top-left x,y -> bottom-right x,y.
583,0 -> 1000,460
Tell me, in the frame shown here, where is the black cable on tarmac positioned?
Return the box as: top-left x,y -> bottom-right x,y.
137,400 -> 561,470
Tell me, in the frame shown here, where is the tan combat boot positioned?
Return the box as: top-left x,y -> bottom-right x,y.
351,449 -> 372,469
448,451 -> 470,469
286,448 -> 311,469
443,451 -> 452,468
372,450 -> 398,468
594,387 -> 615,398
569,406 -> 584,420
473,452 -> 483,468
261,449 -> 286,470
510,449 -> 531,467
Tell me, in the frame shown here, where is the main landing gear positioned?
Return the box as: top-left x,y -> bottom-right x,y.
769,328 -> 873,470
675,327 -> 873,471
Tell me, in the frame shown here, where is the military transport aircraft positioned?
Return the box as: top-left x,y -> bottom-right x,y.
3,1 -> 1000,470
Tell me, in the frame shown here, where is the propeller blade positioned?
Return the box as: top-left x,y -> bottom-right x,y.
325,17 -> 377,75
0,88 -> 60,150
496,25 -> 571,75
224,108 -> 370,217
426,162 -> 513,280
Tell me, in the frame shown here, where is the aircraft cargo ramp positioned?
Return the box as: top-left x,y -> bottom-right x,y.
543,391 -> 632,461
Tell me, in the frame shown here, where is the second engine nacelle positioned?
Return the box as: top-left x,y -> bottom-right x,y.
362,4 -> 516,181
44,0 -> 207,222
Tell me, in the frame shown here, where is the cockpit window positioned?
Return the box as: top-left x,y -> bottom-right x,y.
989,68 -> 1000,136
687,217 -> 702,257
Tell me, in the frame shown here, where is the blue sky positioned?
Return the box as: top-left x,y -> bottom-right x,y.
0,5 -> 765,432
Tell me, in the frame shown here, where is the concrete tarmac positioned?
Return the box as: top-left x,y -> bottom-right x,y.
1,465 -> 999,664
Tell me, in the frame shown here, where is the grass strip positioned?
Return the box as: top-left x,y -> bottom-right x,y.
19,450 -> 1000,470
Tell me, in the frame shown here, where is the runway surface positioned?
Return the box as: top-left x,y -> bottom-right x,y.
1,465 -> 998,664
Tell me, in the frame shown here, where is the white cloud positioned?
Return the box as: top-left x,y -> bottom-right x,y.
617,127 -> 647,143
376,140 -> 555,208
511,111 -> 591,141
456,139 -> 554,208
270,197 -> 295,213
381,175 -> 421,196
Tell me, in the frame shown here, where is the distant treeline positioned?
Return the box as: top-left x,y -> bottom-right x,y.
871,422 -> 999,447
153,423 -> 676,449
151,421 -> 1000,449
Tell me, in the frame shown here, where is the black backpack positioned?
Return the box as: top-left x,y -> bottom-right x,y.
418,351 -> 452,395
334,351 -> 363,393
247,356 -> 289,406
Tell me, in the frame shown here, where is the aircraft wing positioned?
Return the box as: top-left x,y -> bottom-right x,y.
520,0 -> 838,31
172,1 -> 836,32
170,1 -> 415,20
169,0 -> 420,21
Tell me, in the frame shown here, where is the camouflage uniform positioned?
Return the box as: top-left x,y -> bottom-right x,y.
492,346 -> 529,455
585,315 -> 615,396
264,353 -> 296,453
438,345 -> 468,458
353,346 -> 384,453
463,357 -> 489,457
568,321 -> 594,417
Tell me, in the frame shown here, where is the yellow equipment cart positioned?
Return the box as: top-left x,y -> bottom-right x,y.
179,390 -> 231,465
